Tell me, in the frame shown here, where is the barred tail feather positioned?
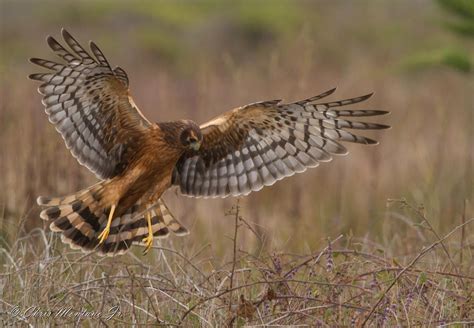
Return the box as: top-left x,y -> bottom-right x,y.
157,199 -> 189,236
38,184 -> 188,256
101,199 -> 189,255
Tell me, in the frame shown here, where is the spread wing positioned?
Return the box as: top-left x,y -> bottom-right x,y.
29,29 -> 152,179
172,88 -> 390,198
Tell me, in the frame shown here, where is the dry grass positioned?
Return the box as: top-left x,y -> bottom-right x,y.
1,200 -> 473,326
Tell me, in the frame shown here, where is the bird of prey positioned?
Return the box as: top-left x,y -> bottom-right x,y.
30,29 -> 389,256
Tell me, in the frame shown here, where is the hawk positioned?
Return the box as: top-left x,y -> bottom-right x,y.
30,29 -> 389,256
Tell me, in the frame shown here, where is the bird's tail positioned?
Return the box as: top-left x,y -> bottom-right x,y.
37,182 -> 189,256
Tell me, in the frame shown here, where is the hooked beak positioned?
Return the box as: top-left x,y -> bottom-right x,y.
190,141 -> 201,151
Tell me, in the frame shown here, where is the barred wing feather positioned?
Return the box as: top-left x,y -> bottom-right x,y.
172,88 -> 389,198
29,29 -> 152,179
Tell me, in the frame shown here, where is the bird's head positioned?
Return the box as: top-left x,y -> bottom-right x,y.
179,121 -> 203,151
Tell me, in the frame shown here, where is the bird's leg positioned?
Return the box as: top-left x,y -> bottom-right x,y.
98,204 -> 116,244
142,211 -> 154,254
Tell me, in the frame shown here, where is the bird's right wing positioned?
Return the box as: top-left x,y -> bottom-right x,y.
30,29 -> 152,179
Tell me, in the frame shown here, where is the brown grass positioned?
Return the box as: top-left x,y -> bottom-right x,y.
1,201 -> 473,326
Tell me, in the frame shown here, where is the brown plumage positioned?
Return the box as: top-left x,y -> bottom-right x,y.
30,29 -> 390,256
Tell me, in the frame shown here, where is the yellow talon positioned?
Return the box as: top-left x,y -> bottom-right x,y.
98,204 -> 116,244
142,211 -> 154,254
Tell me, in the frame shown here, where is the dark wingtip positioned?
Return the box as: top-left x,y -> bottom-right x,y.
61,28 -> 74,42
362,92 -> 374,100
365,138 -> 379,145
28,58 -> 38,73
61,27 -> 78,44
28,73 -> 42,81
89,41 -> 104,57
29,57 -> 44,66
379,124 -> 391,129
323,87 -> 337,97
46,35 -> 59,48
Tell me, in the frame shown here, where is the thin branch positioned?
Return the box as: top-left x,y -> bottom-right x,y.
361,218 -> 474,327
228,200 -> 240,313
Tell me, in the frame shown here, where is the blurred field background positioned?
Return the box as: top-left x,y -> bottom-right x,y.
0,0 -> 473,326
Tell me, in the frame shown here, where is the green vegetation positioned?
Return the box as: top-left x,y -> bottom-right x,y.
403,47 -> 471,72
404,0 -> 474,72
438,0 -> 474,37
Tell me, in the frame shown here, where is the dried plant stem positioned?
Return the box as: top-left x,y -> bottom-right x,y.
415,206 -> 466,289
392,199 -> 467,289
361,218 -> 474,327
460,199 -> 467,266
284,234 -> 343,277
2,201 -> 472,326
228,200 -> 240,313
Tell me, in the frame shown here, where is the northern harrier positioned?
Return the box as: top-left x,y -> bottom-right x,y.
30,29 -> 389,256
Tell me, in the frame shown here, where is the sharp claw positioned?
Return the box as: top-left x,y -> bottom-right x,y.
98,204 -> 116,245
98,227 -> 110,244
142,235 -> 153,255
142,210 -> 154,255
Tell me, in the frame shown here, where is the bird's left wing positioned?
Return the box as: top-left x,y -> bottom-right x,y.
172,88 -> 390,198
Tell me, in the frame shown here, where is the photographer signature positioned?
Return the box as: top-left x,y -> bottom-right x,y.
6,305 -> 121,321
